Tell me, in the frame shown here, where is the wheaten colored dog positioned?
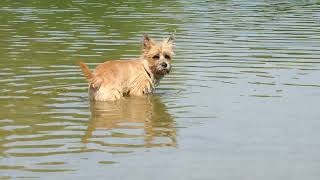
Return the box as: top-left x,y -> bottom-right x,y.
79,34 -> 175,101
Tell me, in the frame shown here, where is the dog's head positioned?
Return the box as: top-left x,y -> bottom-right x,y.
142,34 -> 175,77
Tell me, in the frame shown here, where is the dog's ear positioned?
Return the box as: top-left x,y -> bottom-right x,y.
143,34 -> 155,51
162,34 -> 175,53
165,34 -> 175,44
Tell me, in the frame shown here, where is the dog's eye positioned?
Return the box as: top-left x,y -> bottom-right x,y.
152,55 -> 160,60
164,54 -> 171,59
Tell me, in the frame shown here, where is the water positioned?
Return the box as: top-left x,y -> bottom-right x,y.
1,0 -> 320,179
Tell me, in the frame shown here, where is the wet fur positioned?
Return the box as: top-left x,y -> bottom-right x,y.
79,34 -> 175,101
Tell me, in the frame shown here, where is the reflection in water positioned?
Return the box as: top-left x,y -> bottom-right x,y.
83,95 -> 177,149
1,0 -> 320,179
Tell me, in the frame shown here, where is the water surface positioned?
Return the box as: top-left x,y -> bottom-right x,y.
1,0 -> 320,179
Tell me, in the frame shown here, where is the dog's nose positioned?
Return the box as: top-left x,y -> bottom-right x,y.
161,62 -> 168,68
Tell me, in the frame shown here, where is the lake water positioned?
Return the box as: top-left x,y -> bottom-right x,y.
1,1 -> 320,179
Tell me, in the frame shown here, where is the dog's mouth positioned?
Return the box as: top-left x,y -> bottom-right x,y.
150,65 -> 171,76
158,68 -> 170,75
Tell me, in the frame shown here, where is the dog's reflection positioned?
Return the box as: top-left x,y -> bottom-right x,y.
83,95 -> 177,148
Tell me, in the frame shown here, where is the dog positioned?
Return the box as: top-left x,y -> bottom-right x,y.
79,34 -> 175,101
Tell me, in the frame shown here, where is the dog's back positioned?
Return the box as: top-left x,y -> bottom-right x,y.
80,60 -> 153,101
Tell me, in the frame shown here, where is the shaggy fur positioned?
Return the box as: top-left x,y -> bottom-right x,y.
79,34 -> 175,101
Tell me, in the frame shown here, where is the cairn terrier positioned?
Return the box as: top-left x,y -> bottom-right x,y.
79,34 -> 175,101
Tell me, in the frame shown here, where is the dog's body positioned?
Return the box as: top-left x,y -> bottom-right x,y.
80,59 -> 156,101
79,35 -> 174,101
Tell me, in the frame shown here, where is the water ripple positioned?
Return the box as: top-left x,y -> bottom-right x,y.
1,0 -> 320,179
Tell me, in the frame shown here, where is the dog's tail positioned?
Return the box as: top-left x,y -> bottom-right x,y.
79,62 -> 93,80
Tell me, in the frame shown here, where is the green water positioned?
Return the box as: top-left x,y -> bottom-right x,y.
1,0 -> 320,179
